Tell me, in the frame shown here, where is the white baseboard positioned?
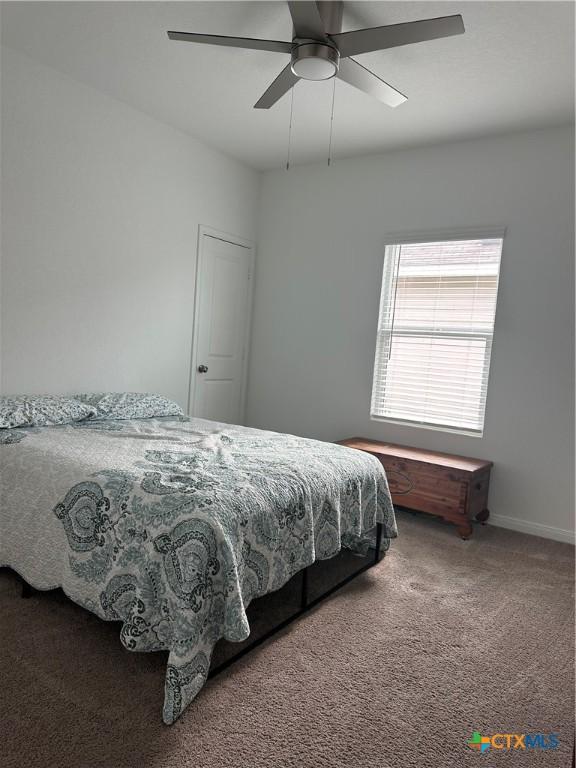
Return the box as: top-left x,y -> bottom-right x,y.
489,514 -> 575,545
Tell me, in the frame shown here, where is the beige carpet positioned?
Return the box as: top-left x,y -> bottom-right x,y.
1,511 -> 574,768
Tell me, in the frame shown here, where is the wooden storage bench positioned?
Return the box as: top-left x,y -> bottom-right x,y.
338,438 -> 492,539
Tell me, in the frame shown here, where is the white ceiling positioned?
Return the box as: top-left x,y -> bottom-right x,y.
1,1 -> 574,170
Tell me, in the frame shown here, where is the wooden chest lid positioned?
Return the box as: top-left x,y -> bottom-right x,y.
338,437 -> 492,474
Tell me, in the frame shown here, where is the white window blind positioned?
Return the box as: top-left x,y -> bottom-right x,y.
371,236 -> 503,435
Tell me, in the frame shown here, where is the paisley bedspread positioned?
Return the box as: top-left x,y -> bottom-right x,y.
0,416 -> 397,723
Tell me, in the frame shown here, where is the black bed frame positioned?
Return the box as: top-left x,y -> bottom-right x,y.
20,522 -> 384,679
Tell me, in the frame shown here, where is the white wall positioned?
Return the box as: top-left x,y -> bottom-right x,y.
2,47 -> 573,543
0,46 -> 259,408
247,126 -> 575,543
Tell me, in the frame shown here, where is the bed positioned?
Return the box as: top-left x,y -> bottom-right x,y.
0,394 -> 397,724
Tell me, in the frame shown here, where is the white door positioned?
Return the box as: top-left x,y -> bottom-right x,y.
190,231 -> 253,424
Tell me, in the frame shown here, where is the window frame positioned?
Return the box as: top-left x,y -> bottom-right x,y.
370,227 -> 506,438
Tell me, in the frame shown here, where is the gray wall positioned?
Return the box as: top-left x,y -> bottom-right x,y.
247,126 -> 575,542
0,47 -> 259,408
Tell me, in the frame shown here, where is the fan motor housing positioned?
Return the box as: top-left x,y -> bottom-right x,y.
291,41 -> 340,81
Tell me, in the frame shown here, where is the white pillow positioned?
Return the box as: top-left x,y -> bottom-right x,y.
0,395 -> 96,429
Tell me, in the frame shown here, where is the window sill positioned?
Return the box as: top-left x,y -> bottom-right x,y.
370,414 -> 484,439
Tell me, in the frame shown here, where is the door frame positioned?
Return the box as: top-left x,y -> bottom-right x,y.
188,224 -> 255,423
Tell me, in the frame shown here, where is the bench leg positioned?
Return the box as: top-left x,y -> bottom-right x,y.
457,521 -> 473,540
476,508 -> 490,524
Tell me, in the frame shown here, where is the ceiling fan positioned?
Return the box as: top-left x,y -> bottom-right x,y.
168,1 -> 464,109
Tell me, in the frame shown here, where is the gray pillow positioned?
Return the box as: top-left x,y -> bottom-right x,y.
0,395 -> 96,429
74,392 -> 184,421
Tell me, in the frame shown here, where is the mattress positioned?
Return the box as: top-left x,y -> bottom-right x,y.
0,415 -> 397,723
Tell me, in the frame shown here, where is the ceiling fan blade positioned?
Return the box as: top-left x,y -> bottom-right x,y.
337,58 -> 407,108
330,15 -> 464,58
167,31 -> 292,54
254,63 -> 300,109
287,1 -> 326,39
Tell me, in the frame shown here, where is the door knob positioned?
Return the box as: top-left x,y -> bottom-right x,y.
198,364 -> 209,373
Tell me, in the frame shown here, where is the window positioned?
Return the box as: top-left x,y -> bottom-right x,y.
371,234 -> 504,436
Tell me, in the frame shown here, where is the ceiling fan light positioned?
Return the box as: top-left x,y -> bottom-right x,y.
291,42 -> 339,81
292,57 -> 337,80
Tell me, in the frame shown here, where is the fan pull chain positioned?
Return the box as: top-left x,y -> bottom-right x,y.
327,77 -> 336,167
286,85 -> 295,171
